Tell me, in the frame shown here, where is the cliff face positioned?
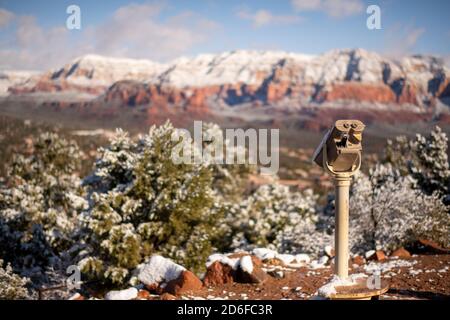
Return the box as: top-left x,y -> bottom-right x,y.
6,49 -> 450,112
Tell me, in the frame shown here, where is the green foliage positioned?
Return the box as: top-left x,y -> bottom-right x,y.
77,122 -> 223,286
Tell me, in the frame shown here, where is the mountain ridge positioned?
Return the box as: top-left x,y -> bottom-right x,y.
4,48 -> 450,117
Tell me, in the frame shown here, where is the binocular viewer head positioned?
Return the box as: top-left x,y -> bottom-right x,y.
313,120 -> 365,173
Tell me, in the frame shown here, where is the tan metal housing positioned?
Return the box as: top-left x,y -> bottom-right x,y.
312,119 -> 365,279
312,120 -> 365,172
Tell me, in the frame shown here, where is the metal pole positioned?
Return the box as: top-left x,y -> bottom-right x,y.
334,175 -> 351,279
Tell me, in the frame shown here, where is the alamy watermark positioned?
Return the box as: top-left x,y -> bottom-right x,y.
366,5 -> 381,30
171,121 -> 279,175
66,265 -> 81,290
66,5 -> 81,30
366,271 -> 382,290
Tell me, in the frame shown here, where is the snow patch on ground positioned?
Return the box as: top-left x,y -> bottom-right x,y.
105,287 -> 138,300
364,259 -> 417,274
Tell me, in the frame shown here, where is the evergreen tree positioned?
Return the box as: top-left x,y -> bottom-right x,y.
77,122 -> 223,286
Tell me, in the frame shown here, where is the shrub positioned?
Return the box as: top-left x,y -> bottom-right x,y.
226,184 -> 330,256
0,133 -> 86,275
0,259 -> 30,299
385,126 -> 450,198
77,122 -> 225,286
349,164 -> 449,253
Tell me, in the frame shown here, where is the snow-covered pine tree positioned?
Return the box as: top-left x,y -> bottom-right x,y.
0,133 -> 86,278
202,122 -> 255,202
77,122 -> 224,286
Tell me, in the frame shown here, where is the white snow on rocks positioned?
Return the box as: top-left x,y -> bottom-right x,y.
206,254 -> 240,270
324,245 -> 334,257
104,287 -> 138,300
54,54 -> 165,87
240,255 -> 254,274
137,255 -> 185,286
156,50 -> 313,88
365,250 -> 376,259
310,256 -> 329,269
252,248 -> 277,261
252,248 -> 310,267
0,70 -> 39,96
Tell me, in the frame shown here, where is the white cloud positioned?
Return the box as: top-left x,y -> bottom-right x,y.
290,0 -> 322,11
0,8 -> 14,28
0,14 -> 74,70
384,24 -> 425,57
291,0 -> 364,18
0,2 -> 219,70
237,9 -> 302,28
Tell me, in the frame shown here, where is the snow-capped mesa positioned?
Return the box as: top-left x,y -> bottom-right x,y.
49,54 -> 166,87
5,48 -> 450,112
156,50 -> 314,88
0,70 -> 40,96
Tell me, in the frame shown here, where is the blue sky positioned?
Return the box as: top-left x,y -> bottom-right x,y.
0,0 -> 449,70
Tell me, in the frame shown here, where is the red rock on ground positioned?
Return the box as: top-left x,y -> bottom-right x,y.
165,270 -> 203,295
160,293 -> 177,300
69,293 -> 85,300
352,255 -> 365,266
263,258 -> 285,266
236,257 -> 268,284
391,248 -> 411,259
137,289 -> 151,300
368,250 -> 387,261
237,268 -> 268,284
418,239 -> 450,254
144,283 -> 160,293
203,255 -> 268,287
203,261 -> 236,287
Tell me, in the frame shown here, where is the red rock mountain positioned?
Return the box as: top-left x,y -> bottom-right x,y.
6,49 -> 450,113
